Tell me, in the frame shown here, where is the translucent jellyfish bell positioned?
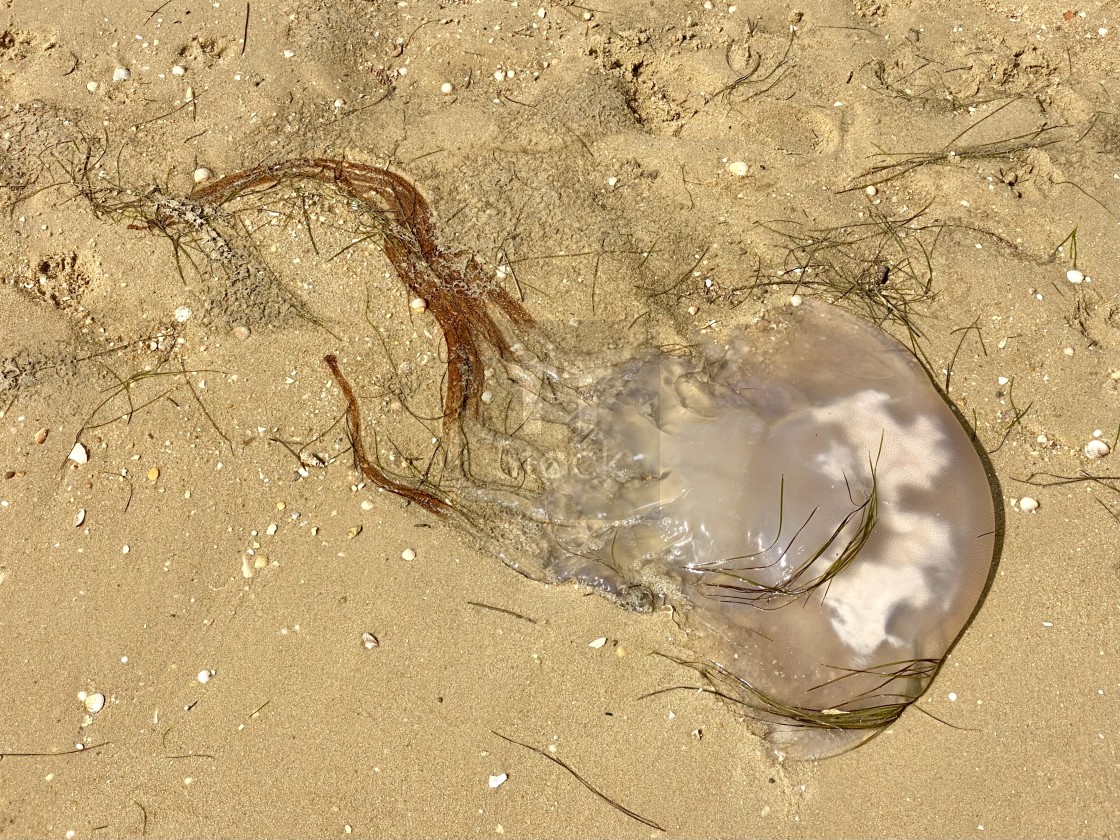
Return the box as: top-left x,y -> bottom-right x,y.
531,303 -> 997,758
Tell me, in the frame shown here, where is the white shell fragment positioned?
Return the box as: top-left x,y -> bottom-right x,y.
112,67 -> 131,82
726,161 -> 748,177
410,297 -> 428,313
401,548 -> 417,561
1019,497 -> 1040,512
362,632 -> 380,650
1084,439 -> 1110,459
84,692 -> 106,714
68,442 -> 89,465
587,637 -> 607,649
488,773 -> 508,789
192,167 -> 212,184
74,508 -> 86,528
197,669 -> 213,684
1066,269 -> 1084,284
174,306 -> 192,323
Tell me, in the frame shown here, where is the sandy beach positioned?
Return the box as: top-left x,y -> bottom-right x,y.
1,1 -> 1117,837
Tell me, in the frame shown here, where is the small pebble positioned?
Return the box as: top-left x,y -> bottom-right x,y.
488,773 -> 508,789
171,64 -> 186,76
440,82 -> 453,94
68,442 -> 89,465
1066,268 -> 1084,284
607,176 -> 618,188
789,294 -> 803,307
192,167 -> 212,184
409,297 -> 428,313
1084,439 -> 1110,459
147,466 -> 160,481
401,548 -> 417,561
197,669 -> 213,684
86,81 -> 99,93
864,185 -> 878,197
84,693 -> 106,714
726,161 -> 748,177
34,427 -> 49,445
112,67 -> 131,82
362,632 -> 380,650
231,325 -> 252,341
1019,497 -> 1039,513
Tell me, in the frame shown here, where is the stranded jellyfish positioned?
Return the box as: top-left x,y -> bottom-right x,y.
145,159 -> 997,759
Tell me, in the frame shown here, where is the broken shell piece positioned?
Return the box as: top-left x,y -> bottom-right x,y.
1019,497 -> 1039,512
409,297 -> 428,313
588,637 -> 607,649
68,442 -> 89,465
362,632 -> 380,650
488,773 -> 508,789
1084,439 -> 1111,459
74,508 -> 86,527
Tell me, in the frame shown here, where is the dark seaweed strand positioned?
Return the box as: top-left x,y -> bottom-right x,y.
493,732 -> 666,832
654,654 -> 927,733
698,456 -> 879,607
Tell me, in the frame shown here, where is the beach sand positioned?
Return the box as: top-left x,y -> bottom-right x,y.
1,1 -> 1117,837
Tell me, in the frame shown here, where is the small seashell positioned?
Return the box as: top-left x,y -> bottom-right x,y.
362,632 -> 380,650
401,548 -> 417,561
864,185 -> 878,197
192,167 -> 211,184
347,525 -> 363,540
726,161 -> 748,177
84,692 -> 106,714
74,508 -> 86,527
112,67 -> 131,82
1019,496 -> 1039,512
440,82 -> 453,94
197,669 -> 213,684
1066,269 -> 1084,284
588,637 -> 607,649
34,427 -> 49,445
171,64 -> 186,76
1084,439 -> 1110,459
86,81 -> 100,93
174,306 -> 192,323
409,297 -> 428,313
68,442 -> 89,465
231,325 -> 252,341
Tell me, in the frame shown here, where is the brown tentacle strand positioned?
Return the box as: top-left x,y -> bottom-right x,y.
190,158 -> 534,426
324,354 -> 453,517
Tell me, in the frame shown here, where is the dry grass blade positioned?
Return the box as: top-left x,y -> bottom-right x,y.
845,116 -> 1070,194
